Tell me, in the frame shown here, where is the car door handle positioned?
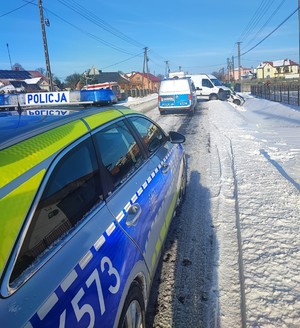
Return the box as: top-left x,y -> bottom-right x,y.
125,203 -> 142,226
161,162 -> 170,174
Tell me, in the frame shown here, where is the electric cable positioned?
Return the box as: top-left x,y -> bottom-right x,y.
241,7 -> 298,57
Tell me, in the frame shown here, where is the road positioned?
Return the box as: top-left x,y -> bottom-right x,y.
125,96 -> 300,327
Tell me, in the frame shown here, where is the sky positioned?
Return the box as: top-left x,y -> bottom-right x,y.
0,0 -> 299,81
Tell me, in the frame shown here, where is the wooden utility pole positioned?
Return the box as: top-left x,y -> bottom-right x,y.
38,0 -> 53,91
237,41 -> 242,81
142,47 -> 150,90
232,55 -> 235,82
165,60 -> 169,77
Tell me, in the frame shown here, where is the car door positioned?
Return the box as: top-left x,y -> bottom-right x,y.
201,78 -> 214,97
92,117 -> 174,277
1,135 -> 147,328
126,115 -> 184,273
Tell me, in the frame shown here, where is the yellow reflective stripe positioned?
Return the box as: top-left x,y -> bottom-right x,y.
83,110 -> 123,130
0,121 -> 88,189
0,170 -> 46,275
151,191 -> 178,272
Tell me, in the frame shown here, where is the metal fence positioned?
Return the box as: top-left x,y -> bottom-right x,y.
127,89 -> 152,98
251,83 -> 300,106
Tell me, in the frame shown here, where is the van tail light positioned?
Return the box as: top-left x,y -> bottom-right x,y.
188,94 -> 192,100
158,96 -> 162,102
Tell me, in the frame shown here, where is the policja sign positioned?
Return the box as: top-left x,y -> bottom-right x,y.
25,91 -> 70,106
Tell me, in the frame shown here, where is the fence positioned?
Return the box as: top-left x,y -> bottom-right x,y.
251,83 -> 300,106
127,89 -> 151,98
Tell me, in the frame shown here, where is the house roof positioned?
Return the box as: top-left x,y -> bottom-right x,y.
93,72 -> 130,84
24,77 -> 42,85
0,70 -> 31,80
257,59 -> 299,69
27,70 -> 48,79
272,59 -> 298,67
129,72 -> 161,82
11,80 -> 41,91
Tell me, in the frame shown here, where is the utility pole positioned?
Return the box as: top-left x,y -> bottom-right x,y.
38,0 -> 53,91
165,60 -> 169,77
237,41 -> 242,81
232,55 -> 235,82
142,47 -> 150,91
6,43 -> 13,70
227,57 -> 231,81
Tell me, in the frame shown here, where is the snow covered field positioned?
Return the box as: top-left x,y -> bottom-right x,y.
120,93 -> 300,327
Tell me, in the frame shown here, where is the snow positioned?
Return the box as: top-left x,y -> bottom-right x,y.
120,93 -> 300,326
207,95 -> 300,327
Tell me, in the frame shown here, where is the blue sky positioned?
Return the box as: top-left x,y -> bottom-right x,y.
0,0 -> 299,81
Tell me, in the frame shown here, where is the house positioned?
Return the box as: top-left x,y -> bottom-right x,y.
126,72 -> 161,93
234,67 -> 254,80
256,59 -> 299,79
0,69 -> 51,93
27,71 -> 51,91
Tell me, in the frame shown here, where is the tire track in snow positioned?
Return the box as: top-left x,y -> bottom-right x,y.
208,119 -> 244,328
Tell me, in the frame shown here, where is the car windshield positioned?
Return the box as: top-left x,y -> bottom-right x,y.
210,78 -> 223,87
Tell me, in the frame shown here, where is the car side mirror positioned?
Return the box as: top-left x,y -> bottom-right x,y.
168,131 -> 185,144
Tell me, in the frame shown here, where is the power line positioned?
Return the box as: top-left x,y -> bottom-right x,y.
242,0 -> 287,50
0,0 -> 35,18
238,0 -> 275,43
241,7 -> 299,57
101,52 -> 144,70
32,4 -> 139,55
21,0 -> 141,55
56,0 -> 145,49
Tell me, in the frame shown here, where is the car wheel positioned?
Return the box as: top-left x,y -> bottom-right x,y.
209,94 -> 218,101
118,282 -> 145,328
233,99 -> 241,105
188,107 -> 194,115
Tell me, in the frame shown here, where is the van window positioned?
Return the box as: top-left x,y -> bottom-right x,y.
202,79 -> 213,88
159,79 -> 190,93
94,120 -> 143,189
11,138 -> 102,282
129,116 -> 166,154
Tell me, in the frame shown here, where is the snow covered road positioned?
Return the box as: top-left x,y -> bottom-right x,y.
122,94 -> 300,327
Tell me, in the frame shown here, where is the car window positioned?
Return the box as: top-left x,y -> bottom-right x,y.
93,120 -> 144,189
11,138 -> 102,283
202,79 -> 213,88
129,116 -> 166,154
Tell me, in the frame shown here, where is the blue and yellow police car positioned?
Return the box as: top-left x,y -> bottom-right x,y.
0,105 -> 186,327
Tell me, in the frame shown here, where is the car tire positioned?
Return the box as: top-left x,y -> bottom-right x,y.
188,107 -> 194,115
118,281 -> 146,328
209,94 -> 218,101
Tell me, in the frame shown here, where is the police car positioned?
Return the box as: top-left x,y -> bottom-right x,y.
0,105 -> 186,327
